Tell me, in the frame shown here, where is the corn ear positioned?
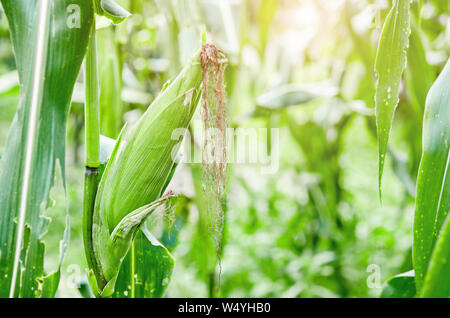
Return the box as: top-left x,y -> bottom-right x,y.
90,50 -> 203,295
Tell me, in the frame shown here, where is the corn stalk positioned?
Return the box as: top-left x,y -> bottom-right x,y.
0,0 -> 93,297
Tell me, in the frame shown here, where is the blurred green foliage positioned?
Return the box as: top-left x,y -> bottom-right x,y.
0,0 -> 449,297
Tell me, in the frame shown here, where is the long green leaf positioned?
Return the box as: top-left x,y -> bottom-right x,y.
113,228 -> 174,298
380,271 -> 416,298
0,0 -> 93,297
422,214 -> 450,297
413,59 -> 450,294
374,0 -> 411,195
8,0 -> 51,298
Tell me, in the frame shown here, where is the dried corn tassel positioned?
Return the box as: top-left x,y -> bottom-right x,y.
200,44 -> 228,258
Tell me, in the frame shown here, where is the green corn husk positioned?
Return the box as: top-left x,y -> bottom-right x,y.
89,50 -> 203,296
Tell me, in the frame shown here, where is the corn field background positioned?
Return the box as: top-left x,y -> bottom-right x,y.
0,0 -> 449,298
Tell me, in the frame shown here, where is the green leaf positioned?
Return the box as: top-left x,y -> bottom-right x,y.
374,0 -> 411,196
389,149 -> 416,197
0,0 -> 93,297
41,271 -> 60,298
430,0 -> 447,14
93,195 -> 175,297
113,228 -> 175,298
422,215 -> 450,297
256,83 -> 337,111
42,209 -> 70,298
405,23 -> 435,117
402,22 -> 435,179
98,26 -> 122,139
414,59 -> 450,294
380,271 -> 416,298
95,0 -> 131,24
257,0 -> 278,54
110,196 -> 176,245
77,280 -> 95,298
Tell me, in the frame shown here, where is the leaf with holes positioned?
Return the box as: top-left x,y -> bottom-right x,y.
0,0 -> 93,297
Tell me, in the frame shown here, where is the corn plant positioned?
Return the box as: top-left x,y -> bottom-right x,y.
82,45 -> 204,296
0,0 -> 449,299
374,0 -> 449,298
80,2 -> 227,297
0,0 -> 227,298
0,0 -> 93,298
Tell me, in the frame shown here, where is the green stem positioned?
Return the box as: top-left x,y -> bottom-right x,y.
85,22 -> 100,168
82,19 -> 104,296
82,167 -> 105,290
